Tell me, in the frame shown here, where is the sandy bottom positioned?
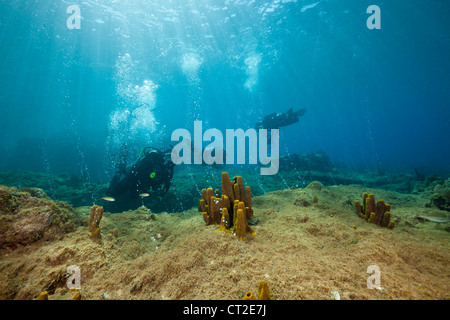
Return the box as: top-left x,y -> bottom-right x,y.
0,185 -> 449,300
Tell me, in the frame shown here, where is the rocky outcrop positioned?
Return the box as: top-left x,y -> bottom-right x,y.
0,185 -> 79,250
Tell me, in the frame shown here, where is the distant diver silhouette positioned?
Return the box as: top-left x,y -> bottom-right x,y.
255,108 -> 306,144
255,108 -> 306,130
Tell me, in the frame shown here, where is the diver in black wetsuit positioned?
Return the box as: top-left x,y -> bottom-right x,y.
255,108 -> 306,143
255,108 -> 306,130
107,145 -> 175,201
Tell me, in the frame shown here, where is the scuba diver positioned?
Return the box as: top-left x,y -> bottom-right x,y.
255,107 -> 306,131
106,144 -> 175,206
255,107 -> 306,144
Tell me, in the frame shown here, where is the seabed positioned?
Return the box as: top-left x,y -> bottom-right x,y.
0,167 -> 449,300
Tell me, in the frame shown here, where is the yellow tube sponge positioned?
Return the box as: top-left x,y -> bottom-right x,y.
71,292 -> 81,300
88,205 -> 103,240
355,193 -> 395,229
233,183 -> 241,201
313,195 -> 318,204
365,194 -> 375,221
232,208 -> 255,240
257,281 -> 271,300
206,188 -> 214,207
199,172 -> 256,237
221,172 -> 234,204
203,196 -> 223,225
355,200 -> 364,218
37,291 -> 48,300
198,199 -> 206,213
387,220 -> 395,229
236,176 -> 244,201
242,281 -> 271,300
217,207 -> 232,234
380,211 -> 391,228
243,292 -> 256,300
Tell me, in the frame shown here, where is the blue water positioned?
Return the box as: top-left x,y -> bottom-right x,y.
0,0 -> 449,182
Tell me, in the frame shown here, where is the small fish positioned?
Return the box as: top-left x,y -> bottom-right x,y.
102,196 -> 115,202
417,214 -> 450,223
139,193 -> 150,197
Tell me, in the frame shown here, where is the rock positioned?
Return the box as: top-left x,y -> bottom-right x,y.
247,217 -> 259,226
19,187 -> 48,198
428,179 -> 450,211
293,199 -> 311,207
331,291 -> 341,300
306,181 -> 325,191
0,185 -> 79,250
110,228 -> 119,238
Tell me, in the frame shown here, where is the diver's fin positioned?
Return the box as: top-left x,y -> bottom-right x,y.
295,108 -> 306,117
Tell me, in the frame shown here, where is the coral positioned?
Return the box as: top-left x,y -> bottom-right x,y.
355,193 -> 395,229
198,172 -> 255,239
243,281 -> 271,300
88,205 -> 103,240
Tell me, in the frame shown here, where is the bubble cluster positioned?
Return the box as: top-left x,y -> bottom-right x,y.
244,53 -> 262,91
181,52 -> 202,79
109,53 -> 159,147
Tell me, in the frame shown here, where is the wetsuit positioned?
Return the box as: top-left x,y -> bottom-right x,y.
107,146 -> 174,199
255,108 -> 306,143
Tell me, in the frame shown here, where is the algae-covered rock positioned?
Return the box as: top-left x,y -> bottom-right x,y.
19,187 -> 48,198
413,174 -> 446,194
0,185 -> 80,250
306,181 -> 325,191
428,179 -> 450,211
